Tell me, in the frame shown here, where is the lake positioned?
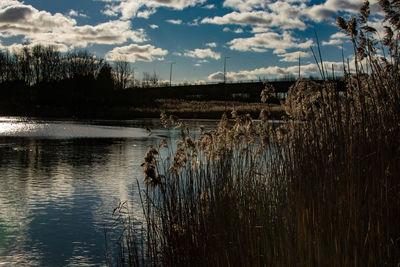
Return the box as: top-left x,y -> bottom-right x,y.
0,117 -> 216,266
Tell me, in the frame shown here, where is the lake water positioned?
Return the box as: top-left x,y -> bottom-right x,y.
0,117 -> 216,266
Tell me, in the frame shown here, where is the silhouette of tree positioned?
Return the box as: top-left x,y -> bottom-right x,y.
113,57 -> 132,90
97,63 -> 115,91
142,71 -> 159,87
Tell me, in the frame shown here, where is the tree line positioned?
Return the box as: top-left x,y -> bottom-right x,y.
0,45 -> 297,118
0,45 -> 166,90
0,45 -> 173,117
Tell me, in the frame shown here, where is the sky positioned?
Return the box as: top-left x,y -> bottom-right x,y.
0,0 -> 385,84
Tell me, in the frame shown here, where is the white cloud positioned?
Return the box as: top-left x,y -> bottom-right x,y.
184,48 -> 221,60
0,5 -> 75,27
222,0 -> 381,22
188,17 -> 200,26
105,44 -> 168,62
322,32 -> 350,46
68,9 -> 88,18
305,0 -> 382,21
206,0 -> 383,33
227,31 -> 313,54
202,11 -> 306,30
0,0 -> 21,9
223,0 -> 268,12
330,32 -> 349,39
0,2 -> 147,50
208,61 -> 346,81
278,51 -> 311,62
166,19 -> 182,25
103,0 -> 207,19
322,39 -> 343,46
2,41 -> 70,53
203,4 -> 215,9
137,8 -> 156,18
251,26 -> 270,33
222,27 -> 245,33
177,80 -> 206,85
268,1 -> 305,18
205,42 -> 217,47
194,59 -> 209,66
149,24 -> 159,29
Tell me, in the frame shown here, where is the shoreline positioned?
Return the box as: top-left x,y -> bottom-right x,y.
0,100 -> 285,121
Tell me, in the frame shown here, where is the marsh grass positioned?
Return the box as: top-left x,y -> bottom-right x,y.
131,99 -> 284,120
114,1 -> 400,266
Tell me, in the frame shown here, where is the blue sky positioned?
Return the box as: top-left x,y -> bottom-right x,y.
0,0 -> 385,83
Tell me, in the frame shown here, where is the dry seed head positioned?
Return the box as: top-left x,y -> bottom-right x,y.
360,1 -> 370,23
378,0 -> 390,12
144,146 -> 158,164
184,136 -> 196,150
218,113 -> 229,131
159,138 -> 168,148
261,83 -> 275,103
347,18 -> 358,37
168,146 -> 188,177
231,108 -> 238,119
160,111 -> 169,128
337,17 -> 347,31
285,79 -> 322,120
383,26 -> 393,46
357,31 -> 367,59
199,125 -> 205,133
143,165 -> 160,186
260,109 -> 269,122
167,114 -> 182,129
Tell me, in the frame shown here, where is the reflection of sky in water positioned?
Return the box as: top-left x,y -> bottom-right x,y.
0,117 -> 148,139
0,117 -> 219,266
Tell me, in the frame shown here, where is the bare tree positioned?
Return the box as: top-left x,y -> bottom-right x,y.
113,57 -> 131,90
18,46 -> 33,86
65,50 -> 103,79
142,71 -> 159,88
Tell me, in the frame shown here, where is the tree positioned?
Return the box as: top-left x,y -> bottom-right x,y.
142,71 -> 159,88
97,63 -> 115,91
113,57 -> 132,90
18,46 -> 33,86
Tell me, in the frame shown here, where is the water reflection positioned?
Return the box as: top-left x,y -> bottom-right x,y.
0,117 -> 149,139
0,118 -> 219,266
0,140 -> 148,265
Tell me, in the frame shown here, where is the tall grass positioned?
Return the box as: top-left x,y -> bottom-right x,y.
115,2 -> 400,266
130,98 -> 284,120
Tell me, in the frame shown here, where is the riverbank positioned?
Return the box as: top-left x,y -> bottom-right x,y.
0,99 -> 285,120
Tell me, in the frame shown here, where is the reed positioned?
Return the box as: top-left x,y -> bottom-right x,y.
131,99 -> 284,120
114,1 -> 400,265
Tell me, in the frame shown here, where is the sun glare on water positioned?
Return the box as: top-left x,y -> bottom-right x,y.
0,118 -> 32,136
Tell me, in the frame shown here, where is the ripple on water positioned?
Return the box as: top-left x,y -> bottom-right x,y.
0,117 -> 219,266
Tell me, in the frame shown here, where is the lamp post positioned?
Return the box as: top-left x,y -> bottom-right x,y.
224,56 -> 230,83
170,62 -> 175,87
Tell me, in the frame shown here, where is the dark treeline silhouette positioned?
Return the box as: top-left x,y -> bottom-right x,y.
0,45 -> 120,117
0,45 -> 344,118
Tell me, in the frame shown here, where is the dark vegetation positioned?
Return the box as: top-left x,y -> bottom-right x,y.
0,45 -> 343,119
110,1 -> 400,266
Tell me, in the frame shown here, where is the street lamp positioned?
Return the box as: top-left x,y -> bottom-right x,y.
224,56 -> 230,83
170,62 -> 175,87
